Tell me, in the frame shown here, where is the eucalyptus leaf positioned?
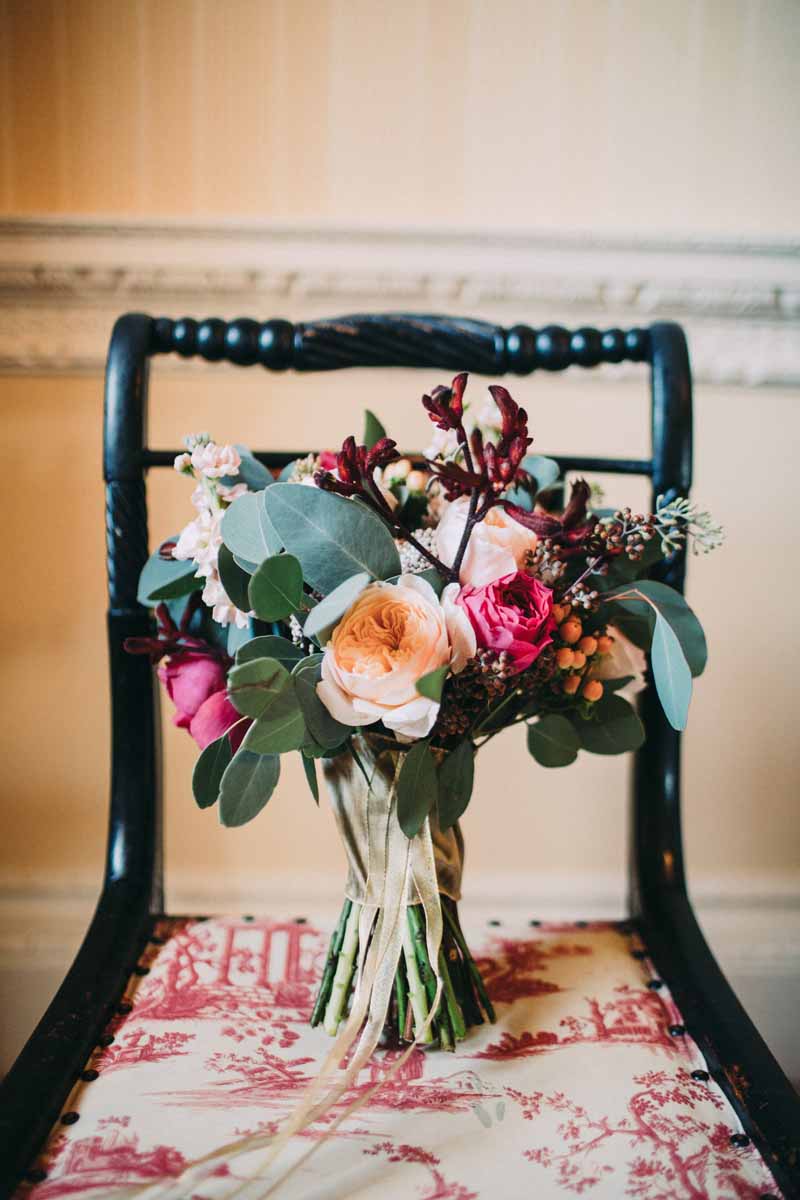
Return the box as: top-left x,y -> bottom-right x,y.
228,657 -> 292,720
438,740 -> 474,830
241,705 -> 306,754
397,740 -> 439,838
236,635 -> 304,668
293,655 -> 352,749
219,750 -> 280,827
228,656 -> 306,751
573,695 -> 645,755
221,490 -> 281,565
263,483 -> 401,594
416,664 -> 449,702
386,567 -> 446,597
363,409 -> 387,448
527,714 -> 580,768
604,580 -> 707,677
218,543 -> 253,612
137,539 -> 199,605
227,620 -> 253,657
651,614 -> 692,730
599,675 -> 635,694
233,445 -> 273,491
521,454 -> 560,493
303,572 -> 371,645
249,554 -> 305,622
192,734 -> 232,808
234,554 -> 261,574
300,752 -> 320,804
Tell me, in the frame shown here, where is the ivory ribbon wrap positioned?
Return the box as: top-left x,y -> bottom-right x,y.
137,734 -> 454,1199
325,733 -> 465,906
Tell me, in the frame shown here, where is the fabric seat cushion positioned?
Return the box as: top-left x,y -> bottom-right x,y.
17,915 -> 782,1199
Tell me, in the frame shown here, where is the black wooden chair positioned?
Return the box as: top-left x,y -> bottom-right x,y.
1,314 -> 797,1199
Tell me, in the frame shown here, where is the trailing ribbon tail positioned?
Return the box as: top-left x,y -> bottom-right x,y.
129,749 -> 445,1200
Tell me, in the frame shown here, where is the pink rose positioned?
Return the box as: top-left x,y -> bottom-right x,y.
456,571 -> 556,675
158,650 -> 247,751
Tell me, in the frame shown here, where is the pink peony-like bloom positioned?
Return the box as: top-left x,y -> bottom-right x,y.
158,649 -> 247,751
456,571 -> 556,675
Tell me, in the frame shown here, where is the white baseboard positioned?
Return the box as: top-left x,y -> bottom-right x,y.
2,867 -> 797,975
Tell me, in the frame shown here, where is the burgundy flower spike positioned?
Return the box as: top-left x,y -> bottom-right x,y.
315,435 -> 400,502
427,376 -> 532,505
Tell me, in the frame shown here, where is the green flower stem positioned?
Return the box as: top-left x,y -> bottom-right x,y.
323,900 -> 362,1035
438,946 -> 467,1041
407,905 -> 454,1051
402,916 -> 433,1043
310,898 -> 352,1027
394,953 -> 408,1043
442,897 -> 496,1023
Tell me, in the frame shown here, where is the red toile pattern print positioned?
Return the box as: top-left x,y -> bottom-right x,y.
16,916 -> 781,1200
513,1069 -> 766,1199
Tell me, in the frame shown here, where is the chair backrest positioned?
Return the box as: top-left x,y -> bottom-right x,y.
103,313 -> 692,925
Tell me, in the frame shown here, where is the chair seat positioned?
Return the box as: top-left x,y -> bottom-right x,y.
18,915 -> 782,1199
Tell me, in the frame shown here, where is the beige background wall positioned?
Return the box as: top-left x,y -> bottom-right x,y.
0,0 -> 798,1071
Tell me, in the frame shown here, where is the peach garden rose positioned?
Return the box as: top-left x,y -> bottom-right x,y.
317,574 -> 475,741
435,495 -> 538,588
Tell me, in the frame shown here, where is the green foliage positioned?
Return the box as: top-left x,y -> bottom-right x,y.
521,454 -> 560,493
604,579 -> 706,731
221,490 -> 282,565
236,635 -> 304,668
303,572 -> 371,645
217,543 -> 252,612
137,539 -> 198,605
604,580 -> 707,676
300,752 -> 320,804
600,675 -> 635,693
527,714 -> 580,767
219,750 -> 280,827
292,654 -> 352,750
363,409 -> 387,448
191,733 -> 233,808
248,554 -> 304,622
228,656 -> 306,752
437,740 -> 474,830
226,620 -> 253,656
262,483 -> 401,594
397,740 -> 439,838
650,614 -> 692,730
572,695 -> 645,755
232,445 -> 273,491
415,664 -> 449,702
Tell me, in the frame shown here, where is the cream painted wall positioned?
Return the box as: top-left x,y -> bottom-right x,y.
0,0 -> 797,891
1,0 -> 799,236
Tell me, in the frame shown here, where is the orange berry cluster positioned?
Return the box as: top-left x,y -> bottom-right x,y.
551,602 -> 613,703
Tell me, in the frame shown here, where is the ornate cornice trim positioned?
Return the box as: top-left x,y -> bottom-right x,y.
1,217 -> 798,382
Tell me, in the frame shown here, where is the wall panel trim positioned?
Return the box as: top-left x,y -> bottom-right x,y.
1,216 -> 798,383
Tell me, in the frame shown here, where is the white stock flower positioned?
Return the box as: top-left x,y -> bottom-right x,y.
190,441 -> 241,479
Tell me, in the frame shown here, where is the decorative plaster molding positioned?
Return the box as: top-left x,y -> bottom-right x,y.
1,217 -> 798,383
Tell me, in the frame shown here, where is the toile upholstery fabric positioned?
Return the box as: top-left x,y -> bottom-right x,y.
17,915 -> 782,1199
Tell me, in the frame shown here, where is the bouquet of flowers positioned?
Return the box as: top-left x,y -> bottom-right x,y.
128,374 -> 721,1063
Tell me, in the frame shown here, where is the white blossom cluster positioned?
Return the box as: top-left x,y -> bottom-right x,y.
171,433 -> 252,628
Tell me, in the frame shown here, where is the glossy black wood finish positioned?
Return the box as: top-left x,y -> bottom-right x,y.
1,313 -> 797,1199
